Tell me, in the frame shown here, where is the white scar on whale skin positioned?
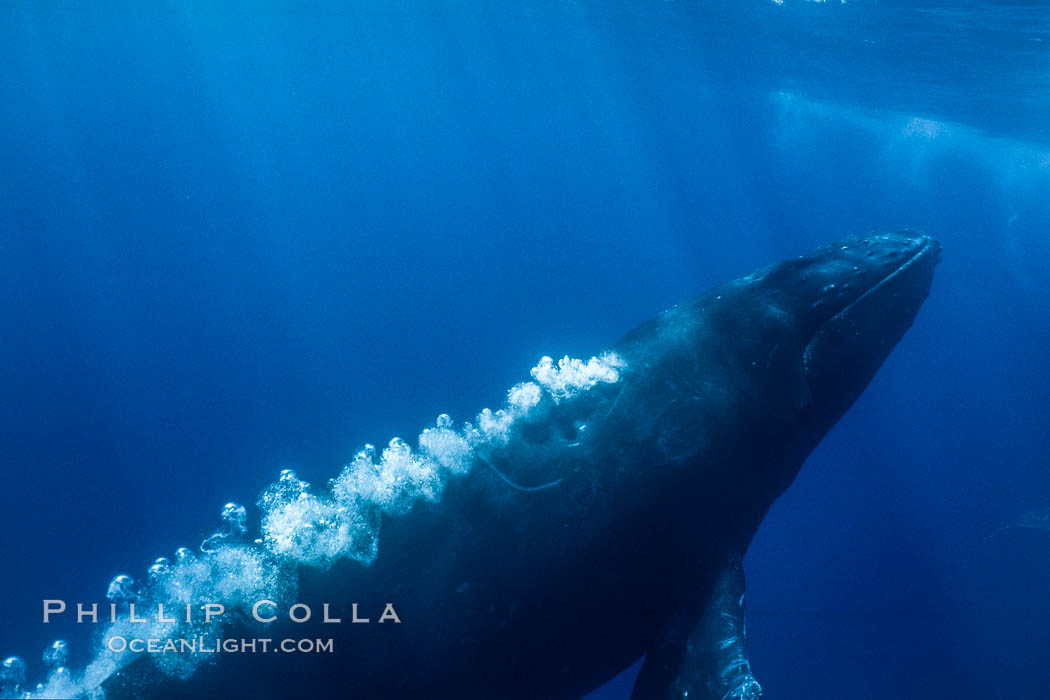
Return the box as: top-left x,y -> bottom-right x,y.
0,353 -> 625,700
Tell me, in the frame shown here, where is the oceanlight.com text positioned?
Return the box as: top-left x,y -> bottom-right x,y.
106,636 -> 336,654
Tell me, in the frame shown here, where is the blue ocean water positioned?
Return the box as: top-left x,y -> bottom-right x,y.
1,2 -> 1048,698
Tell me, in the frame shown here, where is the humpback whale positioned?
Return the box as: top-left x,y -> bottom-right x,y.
88,231 -> 939,700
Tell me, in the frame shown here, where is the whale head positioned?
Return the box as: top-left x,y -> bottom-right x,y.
708,230 -> 941,499
611,231 -> 941,523
759,230 -> 940,418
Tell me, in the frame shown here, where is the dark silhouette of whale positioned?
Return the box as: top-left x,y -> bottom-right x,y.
103,232 -> 939,700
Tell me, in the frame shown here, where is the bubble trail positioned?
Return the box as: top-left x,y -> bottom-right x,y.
0,353 -> 625,699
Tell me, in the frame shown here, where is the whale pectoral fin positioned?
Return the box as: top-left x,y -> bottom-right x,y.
631,561 -> 762,700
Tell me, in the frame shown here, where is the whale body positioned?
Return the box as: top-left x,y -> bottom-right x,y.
103,232 -> 940,700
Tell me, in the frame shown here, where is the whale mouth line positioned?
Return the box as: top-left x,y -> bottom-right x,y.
803,236 -> 938,370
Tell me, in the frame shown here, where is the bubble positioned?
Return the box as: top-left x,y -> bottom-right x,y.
0,656 -> 26,694
476,407 -> 514,441
279,468 -> 306,485
271,470 -> 309,501
42,640 -> 68,669
149,556 -> 172,579
201,502 -> 249,552
419,419 -> 472,475
507,382 -> 542,411
148,562 -> 171,579
40,665 -> 75,699
221,502 -> 247,535
175,547 -> 196,563
106,574 -> 138,603
529,353 -> 625,401
199,533 -> 223,553
49,666 -> 71,683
